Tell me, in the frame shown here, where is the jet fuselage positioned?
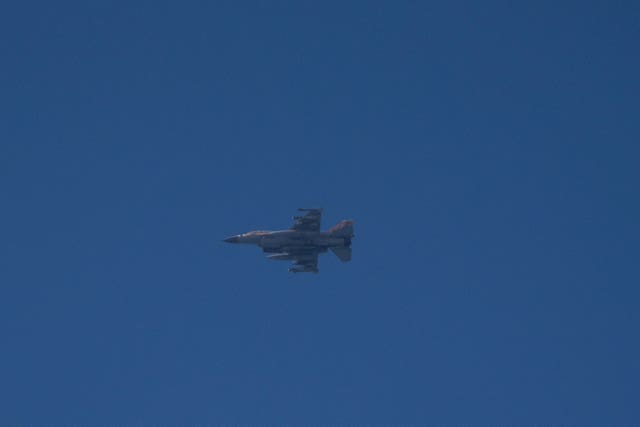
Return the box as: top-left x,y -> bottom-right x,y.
225,230 -> 351,252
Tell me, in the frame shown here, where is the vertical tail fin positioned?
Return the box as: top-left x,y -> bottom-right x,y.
328,220 -> 354,237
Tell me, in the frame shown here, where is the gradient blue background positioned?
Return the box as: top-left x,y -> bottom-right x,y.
2,1 -> 639,424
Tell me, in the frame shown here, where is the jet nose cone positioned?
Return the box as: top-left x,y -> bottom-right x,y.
224,235 -> 240,243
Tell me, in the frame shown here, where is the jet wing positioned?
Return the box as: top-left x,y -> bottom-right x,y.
265,247 -> 320,273
290,208 -> 322,232
289,251 -> 319,273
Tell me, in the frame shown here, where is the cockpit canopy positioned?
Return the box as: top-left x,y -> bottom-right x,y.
242,231 -> 269,237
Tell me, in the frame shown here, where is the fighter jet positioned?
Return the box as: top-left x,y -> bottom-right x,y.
224,208 -> 354,273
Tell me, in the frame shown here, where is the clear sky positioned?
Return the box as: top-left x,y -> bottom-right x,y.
2,1 -> 639,424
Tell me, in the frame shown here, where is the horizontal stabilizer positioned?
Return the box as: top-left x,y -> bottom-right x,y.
330,246 -> 351,262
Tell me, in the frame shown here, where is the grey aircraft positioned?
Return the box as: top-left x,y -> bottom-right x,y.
224,208 -> 354,273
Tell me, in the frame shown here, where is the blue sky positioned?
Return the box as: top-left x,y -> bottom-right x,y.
2,1 -> 639,424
